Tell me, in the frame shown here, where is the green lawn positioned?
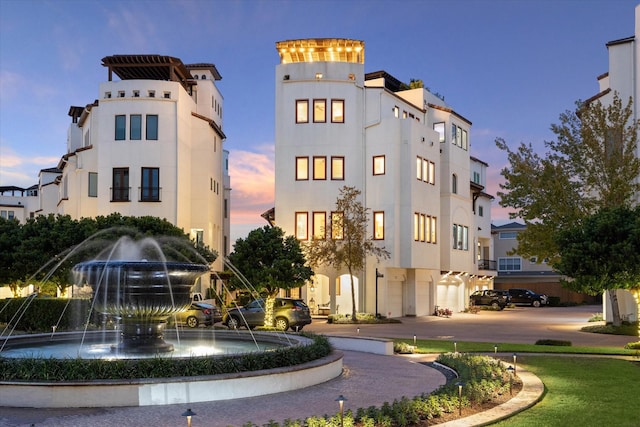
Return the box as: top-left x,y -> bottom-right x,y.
394,339 -> 640,426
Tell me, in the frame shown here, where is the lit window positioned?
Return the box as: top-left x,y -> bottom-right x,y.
295,212 -> 308,240
373,211 -> 384,240
331,212 -> 344,240
296,157 -> 309,180
426,215 -> 432,243
428,161 -> 435,184
141,167 -> 160,202
430,216 -> 437,243
462,129 -> 468,150
393,106 -> 399,118
130,115 -> 142,140
88,172 -> 98,197
331,156 -> 344,180
115,115 -> 126,140
331,99 -> 344,123
420,214 -> 426,242
313,156 -> 326,180
416,157 -> 422,180
313,99 -> 326,123
146,115 -> 158,140
315,73 -> 323,79
296,100 -> 309,123
312,211 -> 326,239
452,224 -> 468,250
373,155 -> 385,175
413,213 -> 419,241
422,158 -> 428,183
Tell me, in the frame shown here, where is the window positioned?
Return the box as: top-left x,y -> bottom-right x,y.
331,99 -> 344,123
105,92 -> 112,99
413,213 -> 419,241
499,231 -> 517,239
430,216 -> 437,243
148,90 -> 155,98
163,92 -> 171,99
428,161 -> 435,184
452,174 -> 457,194
473,171 -> 480,184
313,156 -> 326,180
373,155 -> 385,175
393,106 -> 399,118
419,214 -> 426,242
88,172 -> 98,197
478,206 -> 484,217
373,211 -> 384,240
331,156 -> 344,180
498,257 -> 522,271
312,211 -> 326,239
296,100 -> 309,123
462,130 -> 468,150
115,115 -> 126,140
295,212 -> 308,240
141,167 -> 160,201
296,157 -> 309,180
426,215 -> 432,243
118,91 -> 125,98
456,126 -> 462,147
331,211 -> 344,240
422,158 -> 428,182
416,157 -> 422,180
452,224 -> 469,250
112,168 -> 129,202
434,122 -> 445,143
146,115 -> 158,140
130,115 -> 142,140
133,90 -> 139,97
313,99 -> 326,123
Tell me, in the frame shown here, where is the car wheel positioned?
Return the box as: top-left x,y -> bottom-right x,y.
227,316 -> 240,329
491,301 -> 500,310
275,317 -> 289,331
532,300 -> 541,308
186,316 -> 199,328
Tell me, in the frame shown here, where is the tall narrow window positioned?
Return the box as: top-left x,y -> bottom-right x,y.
312,211 -> 326,239
425,215 -> 432,243
331,99 -> 344,123
416,157 -> 422,180
434,122 -> 445,143
296,100 -> 309,123
422,158 -> 428,182
419,214 -> 426,242
141,167 -> 160,201
428,161 -> 436,184
413,213 -> 420,241
296,157 -> 309,180
373,155 -> 385,175
373,211 -> 384,240
462,129 -> 468,150
452,174 -> 458,194
130,115 -> 142,140
331,211 -> 344,240
112,168 -> 129,201
430,216 -> 437,243
331,156 -> 344,180
115,115 -> 126,140
313,99 -> 326,123
313,156 -> 326,180
146,115 -> 158,140
295,212 -> 308,240
88,172 -> 98,197
393,106 -> 399,118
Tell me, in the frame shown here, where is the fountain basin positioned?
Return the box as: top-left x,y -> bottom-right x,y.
0,331 -> 343,408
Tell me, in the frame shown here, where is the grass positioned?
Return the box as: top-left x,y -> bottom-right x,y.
492,356 -> 640,427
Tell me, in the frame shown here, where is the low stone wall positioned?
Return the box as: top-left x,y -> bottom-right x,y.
326,335 -> 394,355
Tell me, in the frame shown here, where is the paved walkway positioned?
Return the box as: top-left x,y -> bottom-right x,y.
0,305 -> 631,426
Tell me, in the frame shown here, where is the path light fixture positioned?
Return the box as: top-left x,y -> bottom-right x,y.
507,365 -> 515,395
414,334 -> 417,346
454,342 -> 457,353
512,353 -> 517,376
182,408 -> 196,427
494,344 -> 498,354
335,395 -> 347,427
455,381 -> 465,416
375,268 -> 384,317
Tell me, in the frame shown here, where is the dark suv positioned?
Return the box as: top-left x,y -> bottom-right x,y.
224,298 -> 312,331
469,290 -> 510,310
508,288 -> 548,307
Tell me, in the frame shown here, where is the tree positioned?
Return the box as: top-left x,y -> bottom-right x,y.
497,93 -> 640,325
305,186 -> 390,321
554,206 -> 640,326
227,225 -> 313,328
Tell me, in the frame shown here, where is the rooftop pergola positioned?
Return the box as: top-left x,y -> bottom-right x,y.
101,55 -> 195,91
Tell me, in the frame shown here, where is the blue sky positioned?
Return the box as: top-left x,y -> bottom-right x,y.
1,0 -> 637,241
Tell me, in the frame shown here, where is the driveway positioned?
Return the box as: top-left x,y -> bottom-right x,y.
306,304 -> 633,348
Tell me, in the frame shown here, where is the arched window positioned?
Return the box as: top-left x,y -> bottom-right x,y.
194,75 -> 199,79
201,75 -> 207,79
452,174 -> 458,194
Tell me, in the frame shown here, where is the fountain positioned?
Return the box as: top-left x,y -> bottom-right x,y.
0,233 -> 343,408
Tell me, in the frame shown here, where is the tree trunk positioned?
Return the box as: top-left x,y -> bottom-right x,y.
607,289 -> 622,327
348,267 -> 357,322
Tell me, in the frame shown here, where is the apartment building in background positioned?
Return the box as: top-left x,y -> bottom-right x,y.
0,55 -> 230,283
272,38 -> 496,317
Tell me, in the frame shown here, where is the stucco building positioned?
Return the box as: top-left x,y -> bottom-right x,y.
0,55 -> 230,281
272,38 -> 496,317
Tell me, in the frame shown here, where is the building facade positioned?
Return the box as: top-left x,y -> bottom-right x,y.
273,38 -> 496,317
0,55 -> 230,280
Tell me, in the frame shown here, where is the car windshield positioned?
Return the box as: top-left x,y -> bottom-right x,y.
193,302 -> 214,309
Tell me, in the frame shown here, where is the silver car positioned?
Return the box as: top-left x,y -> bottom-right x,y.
173,302 -> 221,328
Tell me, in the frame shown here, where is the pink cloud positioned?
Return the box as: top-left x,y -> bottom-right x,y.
228,147 -> 274,225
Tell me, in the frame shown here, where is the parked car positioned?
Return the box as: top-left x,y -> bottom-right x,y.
469,289 -> 511,310
508,288 -> 549,307
173,302 -> 222,328
224,298 -> 312,331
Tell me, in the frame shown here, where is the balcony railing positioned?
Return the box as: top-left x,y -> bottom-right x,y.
139,186 -> 162,202
478,259 -> 497,271
111,187 -> 130,202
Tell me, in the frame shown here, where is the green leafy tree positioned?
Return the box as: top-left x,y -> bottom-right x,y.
554,206 -> 640,326
497,93 -> 640,325
227,226 -> 313,328
305,186 -> 390,321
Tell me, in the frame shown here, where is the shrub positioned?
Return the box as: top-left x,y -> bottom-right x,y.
535,339 -> 572,346
624,341 -> 640,350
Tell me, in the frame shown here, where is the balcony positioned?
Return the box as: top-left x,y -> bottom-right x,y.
111,187 -> 130,202
478,259 -> 497,271
139,186 -> 161,202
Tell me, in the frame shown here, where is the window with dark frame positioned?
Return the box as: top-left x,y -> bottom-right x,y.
313,99 -> 326,123
331,99 -> 344,123
115,115 -> 126,140
141,167 -> 160,201
296,100 -> 309,123
88,172 -> 98,197
146,115 -> 158,140
331,211 -> 344,240
130,115 -> 142,140
373,155 -> 385,175
331,156 -> 344,180
313,156 -> 326,180
112,167 -> 129,202
373,211 -> 384,240
312,211 -> 326,240
295,212 -> 308,240
296,157 -> 309,180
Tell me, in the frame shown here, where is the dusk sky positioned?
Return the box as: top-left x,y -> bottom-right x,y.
1,0 -> 637,242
